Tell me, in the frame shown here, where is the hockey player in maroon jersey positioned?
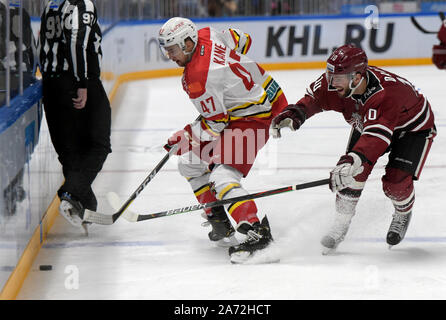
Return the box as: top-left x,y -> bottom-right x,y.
270,44 -> 436,253
158,17 -> 288,263
432,18 -> 446,69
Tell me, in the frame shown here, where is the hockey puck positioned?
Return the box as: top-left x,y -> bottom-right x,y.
39,265 -> 53,271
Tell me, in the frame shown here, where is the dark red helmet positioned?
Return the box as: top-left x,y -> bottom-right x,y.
326,44 -> 368,76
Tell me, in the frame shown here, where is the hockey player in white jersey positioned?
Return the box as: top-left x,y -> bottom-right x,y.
158,17 -> 288,263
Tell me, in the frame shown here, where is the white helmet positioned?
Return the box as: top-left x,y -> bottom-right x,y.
158,17 -> 198,57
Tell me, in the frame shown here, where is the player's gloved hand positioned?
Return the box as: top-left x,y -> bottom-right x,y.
432,43 -> 446,70
270,104 -> 306,139
164,124 -> 200,155
329,152 -> 364,192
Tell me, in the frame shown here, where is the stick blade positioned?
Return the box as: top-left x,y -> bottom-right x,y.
106,192 -> 139,222
83,209 -> 114,225
106,191 -> 122,211
123,211 -> 139,222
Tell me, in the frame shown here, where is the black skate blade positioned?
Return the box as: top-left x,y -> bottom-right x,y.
81,221 -> 91,237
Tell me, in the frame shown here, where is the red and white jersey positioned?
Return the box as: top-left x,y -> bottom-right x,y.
182,27 -> 286,142
438,19 -> 446,43
296,66 -> 435,164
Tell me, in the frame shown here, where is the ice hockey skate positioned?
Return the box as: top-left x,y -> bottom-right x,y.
59,192 -> 85,228
387,211 -> 412,248
201,207 -> 238,247
321,212 -> 354,255
228,216 -> 278,264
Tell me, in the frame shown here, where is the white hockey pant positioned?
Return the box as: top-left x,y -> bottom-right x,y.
178,157 -> 250,218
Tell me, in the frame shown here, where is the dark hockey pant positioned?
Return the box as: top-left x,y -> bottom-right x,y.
42,74 -> 111,211
340,125 -> 436,214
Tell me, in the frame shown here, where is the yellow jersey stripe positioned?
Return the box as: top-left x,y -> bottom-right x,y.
228,200 -> 253,215
201,119 -> 221,137
230,29 -> 241,50
194,185 -> 210,197
230,112 -> 272,121
218,183 -> 241,200
262,76 -> 273,88
242,34 -> 251,55
228,91 -> 268,113
270,88 -> 283,104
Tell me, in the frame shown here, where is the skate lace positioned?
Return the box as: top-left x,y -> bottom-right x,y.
243,230 -> 262,243
389,213 -> 408,234
60,200 -> 73,213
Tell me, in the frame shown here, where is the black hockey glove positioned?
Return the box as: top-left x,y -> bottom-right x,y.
270,104 -> 306,138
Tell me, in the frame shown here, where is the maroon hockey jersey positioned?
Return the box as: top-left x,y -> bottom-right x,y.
438,19 -> 446,43
296,66 -> 435,164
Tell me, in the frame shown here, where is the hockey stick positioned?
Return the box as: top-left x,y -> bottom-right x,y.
123,178 -> 330,222
82,145 -> 178,225
410,12 -> 445,34
410,16 -> 437,34
83,115 -> 203,225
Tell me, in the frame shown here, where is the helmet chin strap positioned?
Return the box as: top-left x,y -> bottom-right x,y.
184,52 -> 193,64
182,41 -> 197,62
346,76 -> 364,98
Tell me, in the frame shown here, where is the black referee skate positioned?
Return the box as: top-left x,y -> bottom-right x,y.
205,206 -> 235,242
229,216 -> 276,264
387,211 -> 412,247
59,192 -> 85,227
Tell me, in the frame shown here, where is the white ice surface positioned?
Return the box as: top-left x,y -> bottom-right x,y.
17,66 -> 446,300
